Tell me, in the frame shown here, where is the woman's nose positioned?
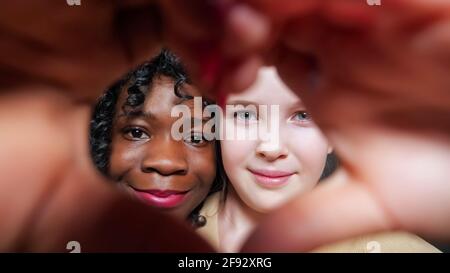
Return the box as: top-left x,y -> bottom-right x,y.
255,139 -> 289,162
140,137 -> 188,176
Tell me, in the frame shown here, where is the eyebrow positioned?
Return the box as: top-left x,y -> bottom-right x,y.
116,110 -> 156,120
289,101 -> 308,115
116,110 -> 213,123
226,100 -> 258,107
227,99 -> 304,108
180,116 -> 214,126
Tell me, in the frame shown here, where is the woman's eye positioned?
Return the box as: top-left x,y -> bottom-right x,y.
291,111 -> 312,123
233,111 -> 258,121
123,128 -> 149,140
184,133 -> 206,146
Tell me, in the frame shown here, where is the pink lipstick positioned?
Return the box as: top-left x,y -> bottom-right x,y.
248,169 -> 295,189
131,188 -> 189,208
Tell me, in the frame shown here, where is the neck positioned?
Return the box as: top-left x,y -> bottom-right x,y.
218,186 -> 265,252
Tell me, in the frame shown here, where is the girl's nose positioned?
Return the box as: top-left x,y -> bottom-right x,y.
255,139 -> 289,162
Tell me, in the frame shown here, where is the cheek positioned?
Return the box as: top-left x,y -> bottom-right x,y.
220,138 -> 256,175
287,127 -> 329,178
220,139 -> 259,208
109,139 -> 141,178
221,117 -> 259,167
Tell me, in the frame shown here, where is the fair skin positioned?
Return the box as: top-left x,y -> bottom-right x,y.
218,67 -> 332,252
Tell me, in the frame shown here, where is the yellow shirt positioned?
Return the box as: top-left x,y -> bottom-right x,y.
196,192 -> 441,253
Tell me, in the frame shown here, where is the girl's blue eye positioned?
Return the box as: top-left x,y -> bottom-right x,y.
292,111 -> 312,122
234,111 -> 258,121
123,128 -> 150,140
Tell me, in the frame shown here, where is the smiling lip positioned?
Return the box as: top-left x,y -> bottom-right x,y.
248,169 -> 295,188
130,188 -> 190,208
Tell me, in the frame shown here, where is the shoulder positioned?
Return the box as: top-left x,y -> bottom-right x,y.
312,231 -> 441,253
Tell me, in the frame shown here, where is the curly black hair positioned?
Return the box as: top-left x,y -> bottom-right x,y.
89,48 -> 223,227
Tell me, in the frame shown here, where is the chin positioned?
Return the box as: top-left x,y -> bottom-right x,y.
258,191 -> 292,209
164,207 -> 190,220
249,200 -> 280,214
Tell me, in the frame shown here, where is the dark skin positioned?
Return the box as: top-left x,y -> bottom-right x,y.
109,76 -> 216,219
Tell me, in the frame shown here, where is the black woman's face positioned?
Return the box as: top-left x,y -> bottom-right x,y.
109,76 -> 216,219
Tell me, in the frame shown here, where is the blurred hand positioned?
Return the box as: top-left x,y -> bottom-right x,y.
240,0 -> 450,251
0,0 -> 253,251
0,0 -> 270,101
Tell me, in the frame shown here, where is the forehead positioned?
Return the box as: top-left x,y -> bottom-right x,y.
227,67 -> 301,106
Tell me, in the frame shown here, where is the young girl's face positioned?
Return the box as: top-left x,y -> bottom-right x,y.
221,67 -> 331,213
109,76 -> 216,219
